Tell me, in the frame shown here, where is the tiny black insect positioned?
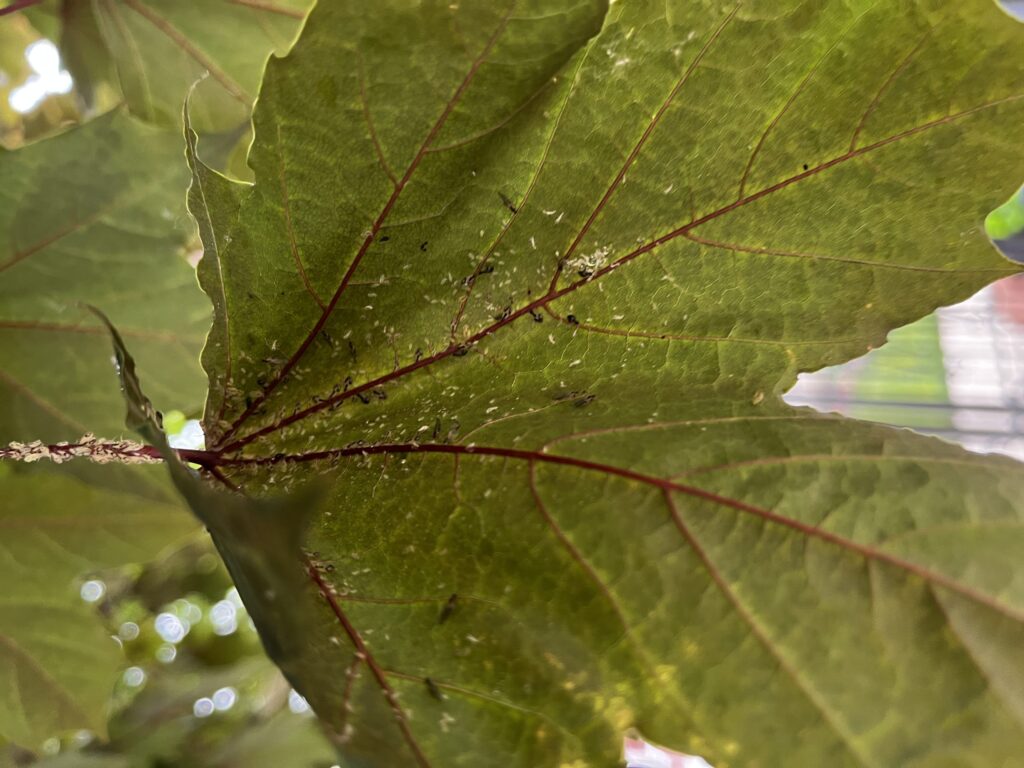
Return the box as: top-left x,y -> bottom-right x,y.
380,235 -> 390,242
420,241 -> 428,252
566,314 -> 579,325
425,677 -> 444,701
452,344 -> 470,357
498,191 -> 518,214
480,264 -> 494,275
529,309 -> 543,323
356,392 -> 370,404
802,163 -> 809,171
439,593 -> 458,624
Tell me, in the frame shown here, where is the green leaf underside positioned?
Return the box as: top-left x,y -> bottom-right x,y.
82,0 -> 312,132
175,0 -> 1024,766
0,462 -> 196,746
0,110 -> 208,444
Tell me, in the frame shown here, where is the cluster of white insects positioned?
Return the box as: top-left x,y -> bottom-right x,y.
0,433 -> 161,464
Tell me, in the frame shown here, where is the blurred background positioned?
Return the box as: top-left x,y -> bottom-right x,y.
786,261 -> 1024,461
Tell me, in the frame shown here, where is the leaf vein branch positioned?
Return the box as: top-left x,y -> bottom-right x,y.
307,559 -> 433,767
849,25 -> 934,152
0,633 -> 90,725
737,5 -> 872,199
357,53 -> 399,186
225,0 -> 306,19
545,309 -> 873,348
448,35 -> 596,340
681,231 -> 1014,274
216,2 -> 517,446
547,3 -> 740,294
664,489 -> 876,768
121,0 -> 251,103
381,667 -> 569,733
276,123 -> 327,309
